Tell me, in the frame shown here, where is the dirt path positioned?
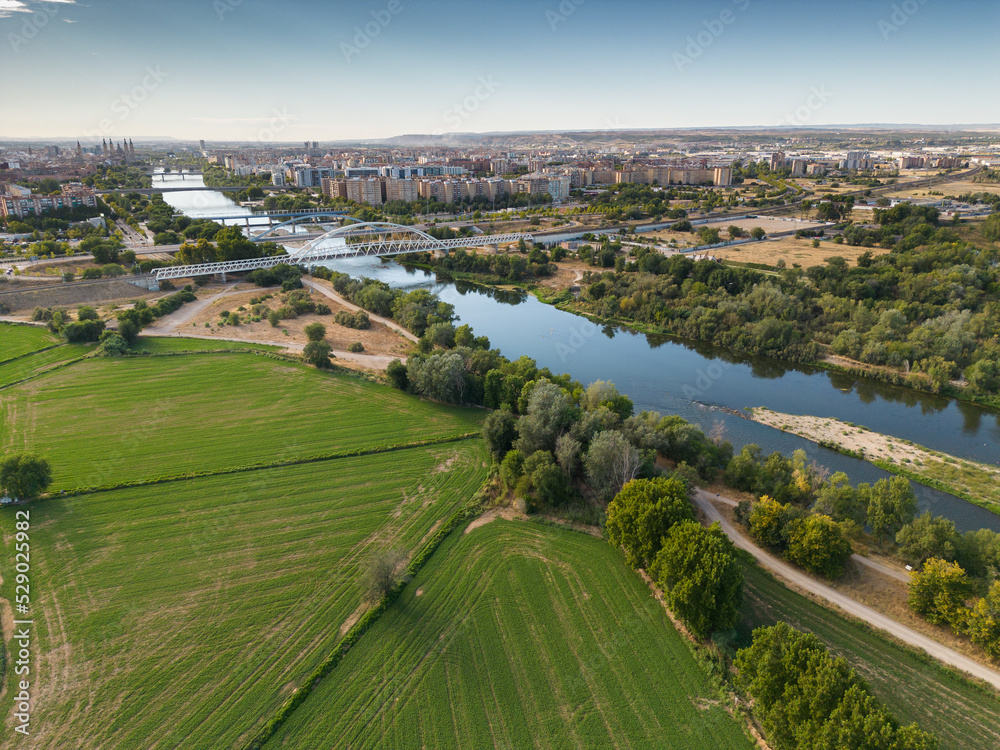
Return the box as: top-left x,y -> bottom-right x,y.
302,278 -> 418,343
692,487 -> 1000,690
709,492 -> 911,584
142,283 -> 241,334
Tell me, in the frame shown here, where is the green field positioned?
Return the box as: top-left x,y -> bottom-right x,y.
0,322 -> 60,362
0,441 -> 489,749
266,519 -> 754,750
0,342 -> 92,388
134,336 -> 284,354
740,563 -> 1000,750
0,353 -> 484,488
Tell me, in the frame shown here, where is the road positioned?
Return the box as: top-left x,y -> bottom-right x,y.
692,487 -> 1000,690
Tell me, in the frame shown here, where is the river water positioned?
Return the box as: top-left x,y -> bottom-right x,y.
156,172 -> 1000,532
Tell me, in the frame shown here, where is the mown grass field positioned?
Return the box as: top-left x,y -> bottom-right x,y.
134,336 -> 283,354
0,323 -> 60,362
0,440 -> 488,749
266,519 -> 754,750
740,563 -> 1000,750
0,342 -> 92,388
0,353 -> 484,488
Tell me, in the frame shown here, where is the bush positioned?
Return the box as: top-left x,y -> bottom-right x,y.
62,319 -> 105,343
315,303 -> 331,315
303,340 -> 333,369
0,453 -> 52,500
347,342 -> 364,353
62,271 -> 75,283
95,331 -> 130,357
81,268 -> 102,280
334,310 -> 370,329
386,359 -> 408,390
499,449 -> 525,490
304,322 -> 327,342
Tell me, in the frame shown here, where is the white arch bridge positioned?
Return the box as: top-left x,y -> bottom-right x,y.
152,222 -> 532,281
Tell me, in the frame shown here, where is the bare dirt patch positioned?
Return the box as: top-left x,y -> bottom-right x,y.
159,285 -> 411,360
712,236 -> 889,268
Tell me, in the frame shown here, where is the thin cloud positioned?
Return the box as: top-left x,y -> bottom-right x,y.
0,0 -> 76,17
62,17 -> 76,22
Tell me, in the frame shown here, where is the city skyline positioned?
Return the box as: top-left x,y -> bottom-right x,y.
1,0 -> 998,143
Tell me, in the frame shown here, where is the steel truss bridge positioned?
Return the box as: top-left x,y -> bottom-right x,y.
152,221 -> 531,281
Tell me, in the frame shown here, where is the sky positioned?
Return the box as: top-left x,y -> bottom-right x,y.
1,0 -> 998,143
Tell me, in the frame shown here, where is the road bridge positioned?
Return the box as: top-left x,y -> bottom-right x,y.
153,222 -> 530,281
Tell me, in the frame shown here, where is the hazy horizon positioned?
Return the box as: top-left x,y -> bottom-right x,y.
2,0 -> 998,143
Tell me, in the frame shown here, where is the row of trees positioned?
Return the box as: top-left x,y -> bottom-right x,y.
418,246 -> 558,283
736,622 -> 937,749
606,477 -> 743,637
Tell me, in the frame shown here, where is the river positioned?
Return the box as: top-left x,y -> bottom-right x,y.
156,172 -> 1000,532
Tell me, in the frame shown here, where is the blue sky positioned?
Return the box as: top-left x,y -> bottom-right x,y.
1,0 -> 997,142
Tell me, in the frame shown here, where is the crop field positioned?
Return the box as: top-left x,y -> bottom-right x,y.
266,519 -> 754,750
0,353 -> 484,488
0,342 -> 93,388
0,441 -> 489,749
0,323 -> 60,361
740,563 -> 1000,750
133,336 -> 284,354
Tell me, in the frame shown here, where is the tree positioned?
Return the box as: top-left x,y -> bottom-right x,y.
514,381 -> 576,455
499,449 -> 525,490
521,450 -> 569,506
605,477 -> 693,569
77,306 -> 98,321
303,322 -> 326,342
967,581 -> 1000,659
554,433 -> 582,481
863,477 -> 917,541
362,547 -> 406,603
583,430 -> 642,501
303,340 -> 333,369
482,408 -> 517,460
908,557 -> 973,632
982,212 -> 1000,243
727,225 -> 747,239
750,226 -> 766,240
785,514 -> 854,579
650,520 -> 742,638
747,496 -> 797,549
736,622 -> 936,750
407,352 -> 466,403
0,454 -> 52,500
895,512 -> 959,567
813,471 -> 866,525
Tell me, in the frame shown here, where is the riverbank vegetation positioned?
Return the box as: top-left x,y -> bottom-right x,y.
747,407 -> 1000,514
